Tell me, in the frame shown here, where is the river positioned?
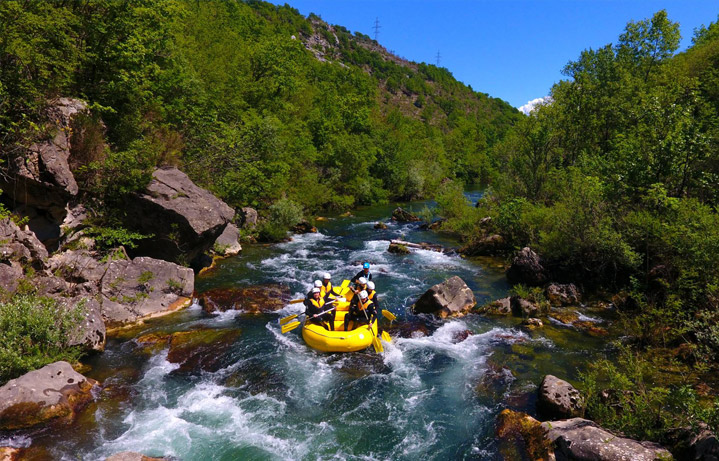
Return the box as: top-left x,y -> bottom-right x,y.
24,196 -> 613,460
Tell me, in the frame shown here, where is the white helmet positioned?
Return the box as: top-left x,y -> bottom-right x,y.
358,277 -> 367,285
367,281 -> 375,290
359,290 -> 368,299
323,272 -> 331,280
312,287 -> 321,294
314,280 -> 322,288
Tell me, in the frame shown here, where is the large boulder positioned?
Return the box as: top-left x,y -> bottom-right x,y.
211,223 -> 242,257
0,99 -> 85,220
124,167 -> 234,263
496,409 -> 554,461
391,207 -> 420,222
412,276 -> 476,318
546,283 -> 581,306
47,249 -> 108,286
542,418 -> 672,461
507,247 -> 549,286
0,218 -> 48,268
0,218 -> 48,294
537,375 -> 585,420
199,284 -> 290,314
100,256 -> 194,328
0,361 -> 97,430
55,297 -> 106,352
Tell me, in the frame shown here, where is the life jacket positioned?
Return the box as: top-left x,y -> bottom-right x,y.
321,281 -> 332,297
367,290 -> 376,300
310,298 -> 325,309
358,299 -> 372,311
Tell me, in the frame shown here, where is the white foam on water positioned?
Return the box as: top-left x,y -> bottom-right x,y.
0,435 -> 31,449
93,382 -> 311,461
577,313 -> 602,323
136,350 -> 180,406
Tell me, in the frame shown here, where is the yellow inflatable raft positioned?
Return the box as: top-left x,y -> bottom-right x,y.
301,280 -> 379,352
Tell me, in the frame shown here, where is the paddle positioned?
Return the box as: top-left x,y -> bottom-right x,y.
382,309 -> 397,323
360,306 -> 383,353
280,302 -> 339,334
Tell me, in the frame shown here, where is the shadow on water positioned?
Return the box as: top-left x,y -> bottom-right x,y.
23,193 -> 615,460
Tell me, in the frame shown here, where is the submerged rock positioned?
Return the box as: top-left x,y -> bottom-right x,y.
475,361 -> 515,401
0,361 -> 98,430
496,409 -> 554,461
537,375 -> 585,420
199,284 -> 290,314
387,242 -> 410,254
291,220 -> 317,234
542,418 -> 672,460
167,328 -> 242,373
385,320 -> 431,338
124,167 -> 234,263
522,318 -> 544,330
412,276 -> 476,318
391,207 -> 420,222
506,247 -> 548,286
105,452 -> 168,461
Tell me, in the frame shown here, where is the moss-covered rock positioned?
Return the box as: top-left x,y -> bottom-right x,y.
496,409 -> 554,461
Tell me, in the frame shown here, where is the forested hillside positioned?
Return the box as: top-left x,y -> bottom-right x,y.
0,0 -> 520,227
434,10 -> 719,440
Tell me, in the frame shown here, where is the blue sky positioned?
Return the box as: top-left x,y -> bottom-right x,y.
268,0 -> 718,109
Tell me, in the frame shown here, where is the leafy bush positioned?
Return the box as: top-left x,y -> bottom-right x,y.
257,197 -> 304,242
581,346 -> 719,442
0,295 -> 86,383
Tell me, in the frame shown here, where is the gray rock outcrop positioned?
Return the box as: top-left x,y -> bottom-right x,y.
100,256 -> 194,328
212,223 -> 242,257
542,418 -> 672,461
511,296 -> 540,318
538,375 -> 585,420
123,167 -> 234,263
507,247 -> 549,286
546,283 -> 581,306
240,207 -> 258,229
0,218 -> 49,293
57,297 -> 106,352
0,361 -> 97,430
412,276 -> 476,318
0,99 -> 86,229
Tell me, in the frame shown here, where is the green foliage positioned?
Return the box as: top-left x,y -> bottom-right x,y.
85,224 -> 152,252
258,197 -> 304,242
581,347 -> 719,442
0,295 -> 85,383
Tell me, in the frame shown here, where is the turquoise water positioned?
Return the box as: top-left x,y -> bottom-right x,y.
21,199 -> 612,460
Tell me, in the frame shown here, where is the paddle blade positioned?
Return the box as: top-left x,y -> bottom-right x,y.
341,279 -> 350,288
281,321 -> 301,334
382,310 -> 397,322
372,336 -> 384,353
289,299 -> 305,304
279,314 -> 298,325
381,331 -> 392,343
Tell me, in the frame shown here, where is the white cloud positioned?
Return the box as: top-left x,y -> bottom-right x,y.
517,96 -> 552,115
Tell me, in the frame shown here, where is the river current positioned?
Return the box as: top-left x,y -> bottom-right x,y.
24,197 -> 611,460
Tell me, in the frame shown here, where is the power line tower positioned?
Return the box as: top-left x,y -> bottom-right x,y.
373,17 -> 381,42
435,50 -> 441,66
